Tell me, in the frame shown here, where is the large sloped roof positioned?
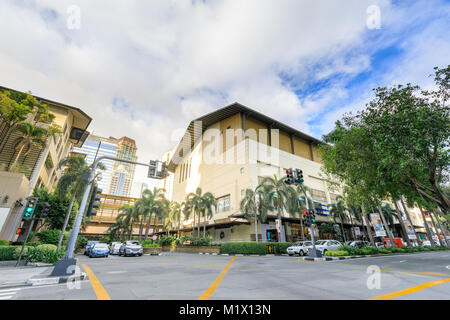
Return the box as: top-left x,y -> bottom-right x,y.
167,102 -> 323,172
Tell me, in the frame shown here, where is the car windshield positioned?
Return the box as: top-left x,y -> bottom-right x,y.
315,241 -> 327,245
113,243 -> 122,248
95,244 -> 108,249
126,241 -> 140,245
294,242 -> 303,246
303,242 -> 312,246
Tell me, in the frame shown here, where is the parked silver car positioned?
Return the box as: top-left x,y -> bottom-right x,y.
110,242 -> 122,255
119,240 -> 143,257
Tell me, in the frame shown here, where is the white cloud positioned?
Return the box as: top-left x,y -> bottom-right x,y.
0,0 -> 448,188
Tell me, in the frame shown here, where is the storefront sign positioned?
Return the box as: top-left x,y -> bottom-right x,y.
354,227 -> 361,236
370,213 -> 386,237
404,220 -> 417,239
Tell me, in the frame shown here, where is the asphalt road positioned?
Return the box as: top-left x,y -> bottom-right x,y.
3,251 -> 450,300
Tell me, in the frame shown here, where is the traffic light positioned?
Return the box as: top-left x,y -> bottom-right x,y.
148,160 -> 157,178
160,162 -> 169,179
295,169 -> 304,184
40,202 -> 51,218
304,212 -> 311,227
16,227 -> 25,235
309,209 -> 316,224
23,197 -> 38,220
86,186 -> 102,217
285,168 -> 294,185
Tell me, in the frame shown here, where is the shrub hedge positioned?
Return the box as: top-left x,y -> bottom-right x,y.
220,242 -> 293,254
0,246 -> 19,260
36,229 -> 68,246
324,250 -> 349,257
141,241 -> 160,248
335,244 -> 450,256
180,236 -> 212,246
0,239 -> 9,246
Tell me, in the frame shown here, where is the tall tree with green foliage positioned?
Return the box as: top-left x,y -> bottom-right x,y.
320,66 -> 450,246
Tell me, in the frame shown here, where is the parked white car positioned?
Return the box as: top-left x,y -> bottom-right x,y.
287,241 -> 313,256
312,240 -> 342,254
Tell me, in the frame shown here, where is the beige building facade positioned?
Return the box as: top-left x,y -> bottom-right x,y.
166,103 -> 346,242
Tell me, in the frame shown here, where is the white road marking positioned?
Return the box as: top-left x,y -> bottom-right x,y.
0,288 -> 20,300
106,270 -> 127,274
446,265 -> 450,270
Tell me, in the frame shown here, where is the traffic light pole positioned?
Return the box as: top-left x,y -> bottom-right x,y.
15,199 -> 39,267
300,185 -> 321,258
51,155 -> 165,277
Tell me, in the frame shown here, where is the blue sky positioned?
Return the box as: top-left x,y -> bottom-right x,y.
0,0 -> 449,185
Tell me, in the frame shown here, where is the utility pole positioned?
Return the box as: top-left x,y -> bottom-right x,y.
285,168 -> 321,257
51,156 -> 168,277
300,185 -> 321,258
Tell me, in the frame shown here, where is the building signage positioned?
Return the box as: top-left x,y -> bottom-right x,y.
370,213 -> 386,237
354,227 -> 361,236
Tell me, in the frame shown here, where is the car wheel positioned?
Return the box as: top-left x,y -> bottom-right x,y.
139,253 -> 142,256
299,250 -> 304,256
323,249 -> 327,254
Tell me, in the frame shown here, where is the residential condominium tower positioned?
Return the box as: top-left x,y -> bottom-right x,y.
72,135 -> 137,197
0,86 -> 92,240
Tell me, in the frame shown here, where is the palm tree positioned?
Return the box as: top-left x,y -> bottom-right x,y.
180,200 -> 191,237
201,192 -> 216,238
186,188 -> 205,237
328,195 -> 348,242
140,187 -> 165,240
259,175 -> 295,242
117,204 -> 135,240
9,122 -> 47,169
240,185 -> 273,242
169,201 -> 181,237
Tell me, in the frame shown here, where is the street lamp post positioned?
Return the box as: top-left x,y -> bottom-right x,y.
51,156 -> 166,277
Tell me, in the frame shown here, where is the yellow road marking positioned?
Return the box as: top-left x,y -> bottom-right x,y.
198,256 -> 236,300
369,278 -> 450,300
81,264 -> 111,300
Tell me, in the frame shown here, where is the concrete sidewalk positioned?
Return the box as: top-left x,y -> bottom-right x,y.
0,265 -> 53,287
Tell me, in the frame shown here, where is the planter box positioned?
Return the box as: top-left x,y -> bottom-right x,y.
163,245 -> 221,254
143,247 -> 162,255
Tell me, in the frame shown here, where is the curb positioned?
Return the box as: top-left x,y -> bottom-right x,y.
300,252 -> 431,262
198,253 -> 290,257
26,272 -> 87,286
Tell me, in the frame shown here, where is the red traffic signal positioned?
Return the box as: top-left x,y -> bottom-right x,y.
302,210 -> 307,215
16,228 -> 25,235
